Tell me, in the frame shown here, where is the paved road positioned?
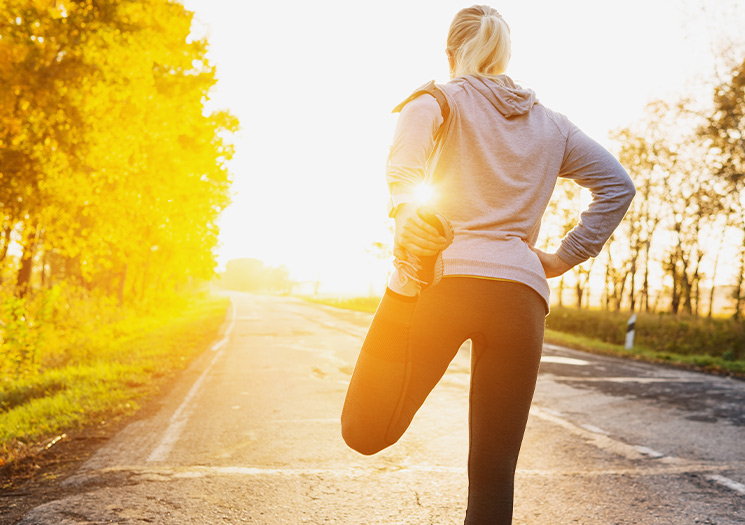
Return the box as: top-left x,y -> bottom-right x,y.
15,293 -> 745,524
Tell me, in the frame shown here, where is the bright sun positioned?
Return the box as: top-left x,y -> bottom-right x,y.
414,183 -> 436,207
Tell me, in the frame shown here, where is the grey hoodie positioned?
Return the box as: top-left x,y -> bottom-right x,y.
387,75 -> 635,311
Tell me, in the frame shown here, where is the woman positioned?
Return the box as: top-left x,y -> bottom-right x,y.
342,5 -> 635,523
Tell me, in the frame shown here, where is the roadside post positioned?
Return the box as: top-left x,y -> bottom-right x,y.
625,313 -> 637,350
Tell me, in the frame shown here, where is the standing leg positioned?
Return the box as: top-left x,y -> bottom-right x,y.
464,282 -> 545,525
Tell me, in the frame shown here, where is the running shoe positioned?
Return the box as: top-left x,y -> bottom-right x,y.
388,209 -> 454,296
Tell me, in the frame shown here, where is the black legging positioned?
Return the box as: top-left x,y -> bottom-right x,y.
342,277 -> 545,524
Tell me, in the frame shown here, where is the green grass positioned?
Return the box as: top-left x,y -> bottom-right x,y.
303,295 -> 745,379
544,306 -> 745,360
0,293 -> 229,465
543,329 -> 745,377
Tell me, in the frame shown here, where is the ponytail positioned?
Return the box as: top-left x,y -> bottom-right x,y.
446,5 -> 511,79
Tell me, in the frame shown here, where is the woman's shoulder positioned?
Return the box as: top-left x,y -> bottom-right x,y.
533,102 -> 573,138
393,80 -> 449,122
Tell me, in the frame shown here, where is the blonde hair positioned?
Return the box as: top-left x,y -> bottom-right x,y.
446,5 -> 511,79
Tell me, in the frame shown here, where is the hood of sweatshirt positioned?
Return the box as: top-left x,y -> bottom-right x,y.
461,75 -> 537,119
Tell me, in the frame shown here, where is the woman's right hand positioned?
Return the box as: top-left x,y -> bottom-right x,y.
530,246 -> 572,278
394,203 -> 450,258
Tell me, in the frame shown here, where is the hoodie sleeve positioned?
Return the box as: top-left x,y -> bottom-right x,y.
386,94 -> 444,214
556,124 -> 636,267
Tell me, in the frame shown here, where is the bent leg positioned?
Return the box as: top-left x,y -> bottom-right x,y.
341,284 -> 466,455
341,291 -> 416,455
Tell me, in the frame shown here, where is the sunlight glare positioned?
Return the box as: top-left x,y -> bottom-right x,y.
414,183 -> 436,206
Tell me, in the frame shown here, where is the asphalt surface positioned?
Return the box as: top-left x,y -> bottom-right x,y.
11,292 -> 745,524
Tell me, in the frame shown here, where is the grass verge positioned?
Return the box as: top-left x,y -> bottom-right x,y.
543,329 -> 745,377
302,295 -> 745,379
0,292 -> 230,466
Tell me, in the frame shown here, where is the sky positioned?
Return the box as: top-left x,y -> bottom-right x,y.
180,0 -> 741,295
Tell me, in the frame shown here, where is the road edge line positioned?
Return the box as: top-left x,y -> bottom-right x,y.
146,296 -> 237,463
706,474 -> 745,495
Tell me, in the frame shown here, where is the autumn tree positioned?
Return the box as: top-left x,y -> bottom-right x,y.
611,98 -> 724,315
611,102 -> 672,312
0,0 -> 236,303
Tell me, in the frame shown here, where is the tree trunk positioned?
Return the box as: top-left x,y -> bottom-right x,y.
574,260 -> 595,310
38,229 -> 49,290
669,251 -> 681,314
118,264 -> 128,307
708,228 -> 726,318
642,240 -> 651,313
16,222 -> 39,298
681,252 -> 693,315
40,248 -> 49,289
682,277 -> 693,315
0,222 -> 12,285
629,258 -> 637,313
604,247 -> 613,311
615,271 -> 628,312
691,248 -> 703,317
0,223 -> 11,263
735,241 -> 745,320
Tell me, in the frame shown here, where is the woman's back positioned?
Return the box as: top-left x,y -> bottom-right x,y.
437,75 -> 565,243
389,74 -> 633,310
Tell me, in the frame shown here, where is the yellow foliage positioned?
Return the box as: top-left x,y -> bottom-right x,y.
0,0 -> 237,303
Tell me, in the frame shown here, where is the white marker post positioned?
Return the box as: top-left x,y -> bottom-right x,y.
625,313 -> 637,350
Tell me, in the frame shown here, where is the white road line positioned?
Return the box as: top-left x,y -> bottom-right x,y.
211,298 -> 238,352
540,356 -> 590,366
543,343 -> 582,352
551,376 -> 705,384
147,298 -> 237,463
706,474 -> 745,495
580,424 -> 609,435
634,446 -> 666,459
530,406 -> 669,462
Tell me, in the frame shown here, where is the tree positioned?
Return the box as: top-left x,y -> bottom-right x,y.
611,102 -> 671,312
702,57 -> 745,317
613,98 -> 723,315
0,0 -> 236,303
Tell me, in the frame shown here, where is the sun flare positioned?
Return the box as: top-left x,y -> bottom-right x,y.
414,183 -> 436,207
